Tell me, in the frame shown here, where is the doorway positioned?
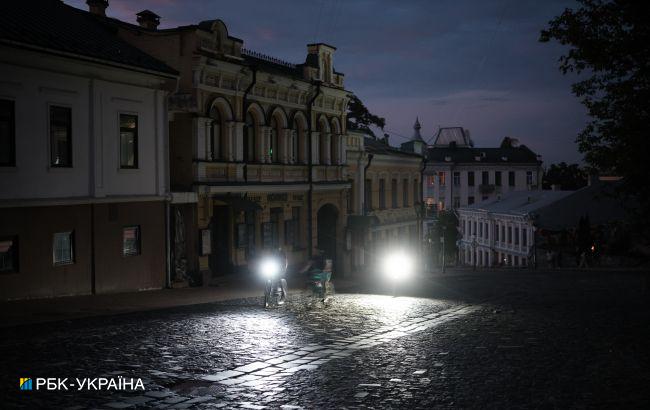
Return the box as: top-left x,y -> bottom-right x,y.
317,203 -> 339,272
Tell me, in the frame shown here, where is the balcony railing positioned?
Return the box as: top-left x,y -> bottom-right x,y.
195,162 -> 347,185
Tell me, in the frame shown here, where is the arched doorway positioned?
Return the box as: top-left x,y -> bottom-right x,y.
317,203 -> 339,272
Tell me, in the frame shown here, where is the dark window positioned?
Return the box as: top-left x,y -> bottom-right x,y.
439,172 -> 446,186
509,171 -> 515,187
285,206 -> 301,246
467,171 -> 475,186
120,114 -> 138,168
403,178 -> 409,207
364,179 -> 372,211
515,227 -> 520,245
508,226 -> 512,244
495,171 -> 502,186
0,99 -> 16,166
453,172 -> 460,186
453,197 -> 460,208
50,106 -> 72,167
522,228 -> 528,246
123,226 -> 141,256
481,195 -> 488,201
0,236 -> 18,273
468,196 -> 475,205
501,225 -> 505,242
391,179 -> 398,208
379,179 -> 386,209
526,171 -> 533,186
269,207 -> 283,248
481,171 -> 489,185
53,231 -> 74,265
495,224 -> 499,241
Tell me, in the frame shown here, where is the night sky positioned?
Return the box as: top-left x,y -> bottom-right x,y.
65,0 -> 587,165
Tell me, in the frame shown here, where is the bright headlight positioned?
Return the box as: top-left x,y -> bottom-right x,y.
260,259 -> 280,278
383,252 -> 413,281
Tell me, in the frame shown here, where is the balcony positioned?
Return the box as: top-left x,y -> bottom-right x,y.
194,162 -> 346,185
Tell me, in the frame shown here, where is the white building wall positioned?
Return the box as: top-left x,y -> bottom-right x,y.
0,53 -> 169,201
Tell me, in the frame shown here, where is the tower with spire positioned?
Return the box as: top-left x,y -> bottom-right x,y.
400,117 -> 426,155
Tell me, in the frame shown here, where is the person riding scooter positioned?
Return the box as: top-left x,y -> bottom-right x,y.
300,249 -> 332,301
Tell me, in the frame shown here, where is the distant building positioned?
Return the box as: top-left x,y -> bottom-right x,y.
0,1 -> 177,299
456,178 -> 626,268
424,128 -> 542,213
345,130 -> 423,272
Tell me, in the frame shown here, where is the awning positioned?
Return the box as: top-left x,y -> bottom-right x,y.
347,215 -> 379,230
213,195 -> 262,211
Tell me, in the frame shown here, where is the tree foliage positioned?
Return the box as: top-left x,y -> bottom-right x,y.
542,162 -> 587,190
434,210 -> 459,257
540,0 -> 649,226
346,94 -> 386,136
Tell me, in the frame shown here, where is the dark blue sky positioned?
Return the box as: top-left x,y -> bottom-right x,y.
67,0 -> 587,164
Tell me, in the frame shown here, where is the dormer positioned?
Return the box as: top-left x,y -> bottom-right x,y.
304,43 -> 343,86
197,19 -> 243,58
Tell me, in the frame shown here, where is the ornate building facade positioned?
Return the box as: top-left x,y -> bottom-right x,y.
108,11 -> 351,280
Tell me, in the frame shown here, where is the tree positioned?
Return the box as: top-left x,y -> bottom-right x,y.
434,210 -> 459,259
542,162 -> 587,190
540,0 -> 649,229
346,94 -> 386,136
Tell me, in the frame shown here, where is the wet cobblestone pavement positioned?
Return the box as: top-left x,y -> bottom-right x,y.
2,270 -> 650,408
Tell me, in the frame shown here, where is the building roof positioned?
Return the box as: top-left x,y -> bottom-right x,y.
364,137 -> 422,158
0,0 -> 177,76
427,145 -> 540,164
459,181 -> 626,230
433,127 -> 472,147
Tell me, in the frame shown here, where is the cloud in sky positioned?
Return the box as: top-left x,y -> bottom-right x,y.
65,0 -> 586,164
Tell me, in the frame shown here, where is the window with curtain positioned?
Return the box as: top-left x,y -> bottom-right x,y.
50,106 -> 72,167
119,114 -> 138,168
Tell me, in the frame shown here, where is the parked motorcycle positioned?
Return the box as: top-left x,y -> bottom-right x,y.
259,257 -> 287,308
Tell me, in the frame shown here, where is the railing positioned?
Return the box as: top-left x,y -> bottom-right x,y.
241,48 -> 297,68
195,162 -> 347,185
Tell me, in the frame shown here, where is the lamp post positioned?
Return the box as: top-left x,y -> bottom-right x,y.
472,238 -> 477,271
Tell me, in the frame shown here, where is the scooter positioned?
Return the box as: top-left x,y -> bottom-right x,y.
308,258 -> 334,304
259,257 -> 287,308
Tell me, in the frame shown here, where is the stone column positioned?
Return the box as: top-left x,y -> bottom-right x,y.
281,128 -> 290,164
260,126 -> 271,163
231,121 -> 244,161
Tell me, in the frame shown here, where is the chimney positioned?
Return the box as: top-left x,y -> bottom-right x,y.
136,10 -> 160,30
87,0 -> 108,17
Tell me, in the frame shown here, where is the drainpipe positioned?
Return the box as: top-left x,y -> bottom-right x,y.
242,66 -> 258,182
306,80 -> 322,258
363,153 -> 374,215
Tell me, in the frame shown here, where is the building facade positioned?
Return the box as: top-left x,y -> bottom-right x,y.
107,10 -> 351,280
0,1 -> 177,299
424,127 -> 543,213
346,129 -> 423,271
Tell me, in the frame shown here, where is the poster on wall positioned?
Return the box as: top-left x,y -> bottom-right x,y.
200,229 -> 211,255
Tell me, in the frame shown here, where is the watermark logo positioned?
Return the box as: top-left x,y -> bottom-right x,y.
19,378 -> 32,390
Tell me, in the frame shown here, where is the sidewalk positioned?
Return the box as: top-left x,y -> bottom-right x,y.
0,274 -> 329,328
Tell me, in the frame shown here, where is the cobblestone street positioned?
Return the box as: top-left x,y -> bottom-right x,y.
2,269 -> 649,408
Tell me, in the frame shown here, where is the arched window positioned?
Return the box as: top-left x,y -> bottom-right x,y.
270,117 -> 279,163
209,106 -> 222,160
244,112 -> 255,162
